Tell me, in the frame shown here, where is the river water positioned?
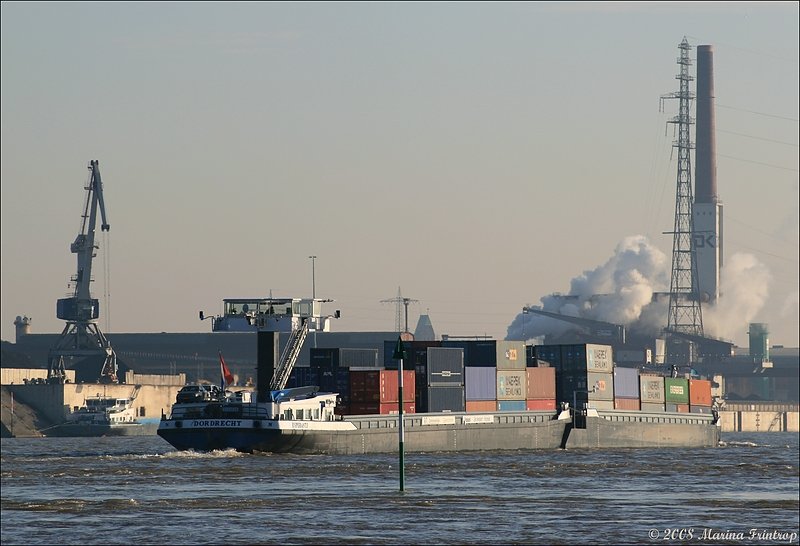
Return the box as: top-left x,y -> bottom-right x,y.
1,432 -> 798,545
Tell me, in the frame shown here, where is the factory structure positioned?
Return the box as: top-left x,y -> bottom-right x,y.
1,39 -> 797,432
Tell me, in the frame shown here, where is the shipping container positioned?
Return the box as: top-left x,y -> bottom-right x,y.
690,405 -> 713,414
614,397 -> 640,411
676,404 -> 690,413
349,402 -> 415,415
311,348 -> 379,369
557,371 -> 614,402
533,345 -> 562,370
418,385 -> 465,413
526,399 -> 556,411
613,366 -> 640,399
640,376 -> 666,404
442,340 -> 497,367
665,403 -> 678,413
640,402 -> 666,412
427,347 -> 465,386
586,400 -> 615,411
689,379 -> 713,406
526,367 -> 556,400
497,369 -> 527,400
560,344 -> 614,373
383,340 -> 440,369
496,341 -> 526,370
497,400 -> 527,412
349,369 -> 414,404
466,400 -> 497,412
317,368 -> 351,404
664,378 -> 690,404
465,367 -> 496,401
286,366 -> 318,388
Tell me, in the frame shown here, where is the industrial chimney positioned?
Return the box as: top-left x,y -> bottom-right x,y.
693,44 -> 723,303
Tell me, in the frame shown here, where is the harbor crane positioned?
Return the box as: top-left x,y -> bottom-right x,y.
48,160 -> 118,383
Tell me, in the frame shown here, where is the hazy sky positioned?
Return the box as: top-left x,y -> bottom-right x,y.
2,2 -> 798,349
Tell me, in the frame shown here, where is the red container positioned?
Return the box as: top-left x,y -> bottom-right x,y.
466,400 -> 497,412
350,369 -> 415,403
349,402 -> 415,415
614,397 -> 640,411
689,379 -> 712,406
525,399 -> 556,411
526,367 -> 556,400
676,404 -> 690,413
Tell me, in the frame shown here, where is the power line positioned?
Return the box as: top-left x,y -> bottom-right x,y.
717,153 -> 799,172
717,103 -> 799,123
718,128 -> 799,147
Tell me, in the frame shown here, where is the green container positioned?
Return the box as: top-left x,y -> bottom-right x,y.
664,377 -> 689,404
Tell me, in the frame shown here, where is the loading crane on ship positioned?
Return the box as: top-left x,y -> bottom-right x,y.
47,160 -> 118,383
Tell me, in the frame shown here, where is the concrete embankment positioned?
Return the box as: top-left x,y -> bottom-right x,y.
0,386 -> 53,438
718,410 -> 799,432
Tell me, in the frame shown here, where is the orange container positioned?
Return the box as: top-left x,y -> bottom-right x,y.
526,367 -> 556,400
676,404 -> 690,413
614,397 -> 640,411
350,369 -> 415,403
689,379 -> 712,406
466,400 -> 497,412
526,399 -> 556,411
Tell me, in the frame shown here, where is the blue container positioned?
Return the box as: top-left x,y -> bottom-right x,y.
317,368 -> 351,404
613,366 -> 640,399
497,400 -> 527,412
286,366 -> 318,388
465,367 -> 496,401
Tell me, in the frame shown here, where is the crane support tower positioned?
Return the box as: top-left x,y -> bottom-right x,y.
48,160 -> 118,383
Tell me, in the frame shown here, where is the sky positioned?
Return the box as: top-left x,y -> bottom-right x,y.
2,2 -> 798,349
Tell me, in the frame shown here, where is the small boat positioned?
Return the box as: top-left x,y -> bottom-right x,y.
47,395 -> 158,437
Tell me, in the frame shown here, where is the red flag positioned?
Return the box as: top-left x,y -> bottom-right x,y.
219,351 -> 234,388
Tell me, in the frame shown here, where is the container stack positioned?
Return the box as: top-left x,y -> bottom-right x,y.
349,368 -> 415,415
465,366 -> 497,412
496,341 -> 526,411
613,366 -> 641,410
310,348 -> 380,411
664,377 -> 690,412
525,366 -> 556,411
639,374 -> 666,412
418,347 -> 465,413
556,344 -> 615,410
689,379 -> 713,414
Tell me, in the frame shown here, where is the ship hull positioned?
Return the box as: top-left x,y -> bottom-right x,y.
564,415 -> 720,448
157,410 -> 719,454
46,422 -> 159,438
158,411 -> 568,454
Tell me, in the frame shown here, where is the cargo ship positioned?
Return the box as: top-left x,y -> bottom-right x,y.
157,326 -> 720,453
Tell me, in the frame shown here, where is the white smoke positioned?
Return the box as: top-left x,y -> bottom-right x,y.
703,253 -> 772,341
506,237 -> 773,344
507,235 -> 670,341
